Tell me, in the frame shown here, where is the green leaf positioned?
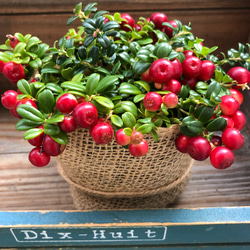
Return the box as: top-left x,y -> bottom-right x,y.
187,120 -> 203,135
180,125 -> 197,137
14,42 -> 26,54
93,96 -> 114,109
37,89 -> 55,114
61,81 -> 85,92
132,61 -> 151,74
136,124 -> 152,134
61,67 -> 73,80
134,80 -> 150,92
51,130 -> 69,145
17,79 -> 32,96
41,67 -> 61,74
17,104 -> 45,122
111,115 -> 123,127
86,73 -> 100,96
46,83 -> 63,94
15,119 -> 43,131
206,117 -> 227,132
46,113 -> 65,124
119,52 -> 131,64
121,101 -> 138,117
26,36 -> 41,50
151,129 -> 159,142
134,94 -> 145,103
23,128 -> 43,140
122,112 -> 136,128
119,83 -> 142,95
29,58 -> 42,69
123,127 -> 133,136
205,81 -> 221,99
196,106 -> 214,122
44,123 -> 61,136
95,75 -> 119,93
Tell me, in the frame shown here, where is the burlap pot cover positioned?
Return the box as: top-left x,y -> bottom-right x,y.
57,124 -> 193,209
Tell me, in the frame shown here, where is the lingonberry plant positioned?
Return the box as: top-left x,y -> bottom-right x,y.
0,2 -> 250,169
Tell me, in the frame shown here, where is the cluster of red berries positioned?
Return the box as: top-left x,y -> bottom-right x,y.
1,5 -> 250,170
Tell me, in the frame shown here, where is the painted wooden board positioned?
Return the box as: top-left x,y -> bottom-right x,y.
0,207 -> 250,248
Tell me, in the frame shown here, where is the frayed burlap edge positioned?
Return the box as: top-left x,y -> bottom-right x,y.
57,157 -> 193,198
70,171 -> 191,210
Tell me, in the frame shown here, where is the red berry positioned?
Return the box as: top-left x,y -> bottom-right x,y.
210,146 -> 234,169
210,135 -> 222,147
0,60 -> 6,73
231,111 -> 246,131
162,79 -> 182,94
163,92 -> 178,109
143,92 -> 163,112
7,35 -> 20,49
1,90 -> 18,109
227,66 -> 250,89
150,13 -> 168,30
116,129 -> 131,146
164,20 -> 178,38
187,136 -> 211,161
222,128 -> 244,150
120,13 -> 135,31
91,122 -> 114,144
182,56 -> 202,78
183,50 -> 195,58
171,58 -> 183,80
141,68 -> 153,83
181,76 -> 197,89
221,115 -> 234,129
73,102 -> 98,128
89,118 -> 111,136
220,95 -> 239,116
29,147 -> 50,167
149,58 -> 174,84
3,61 -> 25,84
130,131 -> 143,144
229,89 -> 243,105
43,135 -> 66,156
58,115 -> 77,133
56,93 -> 78,114
129,140 -> 149,157
175,134 -> 190,153
197,60 -> 216,81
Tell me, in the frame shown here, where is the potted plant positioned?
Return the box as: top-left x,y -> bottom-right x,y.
1,2 -> 249,209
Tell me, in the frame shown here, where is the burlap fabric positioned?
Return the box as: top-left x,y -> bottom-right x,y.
57,124 -> 193,209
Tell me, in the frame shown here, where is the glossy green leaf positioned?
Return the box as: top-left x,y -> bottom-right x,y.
61,81 -> 85,92
206,117 -> 227,132
51,131 -> 69,145
14,42 -> 26,54
29,58 -> 42,69
37,89 -> 55,114
17,104 -> 45,122
121,101 -> 138,117
86,73 -> 100,96
46,83 -> 63,94
134,80 -> 150,92
122,112 -> 136,128
15,119 -> 43,131
26,37 -> 41,50
88,46 -> 100,64
46,113 -> 65,124
17,79 -> 32,96
187,120 -> 203,135
136,124 -> 152,134
61,67 -> 73,80
123,127 -> 133,136
44,123 -> 60,136
93,96 -> 114,109
23,128 -> 43,140
119,83 -> 142,95
111,115 -> 123,127
134,94 -> 145,103
132,61 -> 151,74
95,75 -> 119,93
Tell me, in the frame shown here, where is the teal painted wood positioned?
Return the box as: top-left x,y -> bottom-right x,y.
0,207 -> 249,248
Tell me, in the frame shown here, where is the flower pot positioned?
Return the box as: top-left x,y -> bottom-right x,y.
57,124 -> 193,210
